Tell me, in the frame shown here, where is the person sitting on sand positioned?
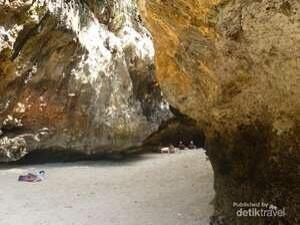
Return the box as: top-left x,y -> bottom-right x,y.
169,144 -> 175,153
178,141 -> 186,150
188,141 -> 197,149
18,170 -> 45,182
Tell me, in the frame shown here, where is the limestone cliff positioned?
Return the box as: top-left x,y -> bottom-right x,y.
0,0 -> 172,162
139,0 -> 300,224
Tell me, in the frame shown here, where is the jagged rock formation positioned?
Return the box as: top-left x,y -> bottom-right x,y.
138,0 -> 300,224
0,0 -> 172,162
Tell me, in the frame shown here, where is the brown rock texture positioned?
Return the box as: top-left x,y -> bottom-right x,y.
138,0 -> 300,224
0,0 -> 172,162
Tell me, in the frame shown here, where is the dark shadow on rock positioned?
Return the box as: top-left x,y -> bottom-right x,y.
0,148 -> 164,169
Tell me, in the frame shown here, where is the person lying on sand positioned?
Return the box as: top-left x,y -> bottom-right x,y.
160,144 -> 175,154
18,170 -> 45,182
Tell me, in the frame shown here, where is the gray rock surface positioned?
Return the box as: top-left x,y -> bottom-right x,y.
0,0 -> 172,162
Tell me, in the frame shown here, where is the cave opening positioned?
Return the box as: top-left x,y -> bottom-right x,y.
142,106 -> 206,151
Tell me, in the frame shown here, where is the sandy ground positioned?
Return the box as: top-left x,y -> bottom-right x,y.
0,150 -> 214,225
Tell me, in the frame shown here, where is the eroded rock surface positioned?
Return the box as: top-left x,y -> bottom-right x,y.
139,0 -> 300,224
0,0 -> 172,162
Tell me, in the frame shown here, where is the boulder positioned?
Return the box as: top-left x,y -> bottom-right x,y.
138,0 -> 300,224
0,0 -> 172,162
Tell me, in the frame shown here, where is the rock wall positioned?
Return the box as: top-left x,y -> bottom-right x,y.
138,0 -> 300,224
0,0 -> 172,162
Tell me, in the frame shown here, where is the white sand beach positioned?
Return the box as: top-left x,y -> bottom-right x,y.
0,150 -> 214,225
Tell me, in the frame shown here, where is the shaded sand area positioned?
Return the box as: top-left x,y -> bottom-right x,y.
0,150 -> 214,225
